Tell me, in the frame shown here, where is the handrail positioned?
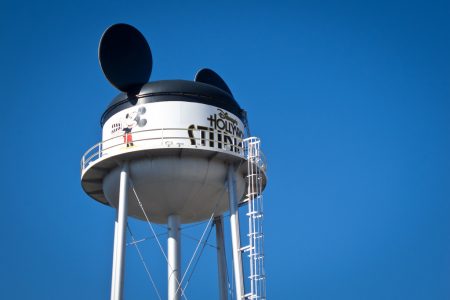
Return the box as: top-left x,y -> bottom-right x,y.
81,128 -> 266,174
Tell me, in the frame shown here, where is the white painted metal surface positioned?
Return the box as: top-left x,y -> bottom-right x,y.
81,127 -> 245,174
110,163 -> 129,300
214,216 -> 229,300
227,165 -> 245,299
102,101 -> 245,159
168,215 -> 181,300
101,155 -> 246,224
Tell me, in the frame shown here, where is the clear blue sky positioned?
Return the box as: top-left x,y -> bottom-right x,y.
1,0 -> 449,299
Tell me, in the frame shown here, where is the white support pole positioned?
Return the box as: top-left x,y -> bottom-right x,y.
110,222 -> 118,300
110,162 -> 129,300
227,165 -> 245,299
168,215 -> 181,300
214,216 -> 229,300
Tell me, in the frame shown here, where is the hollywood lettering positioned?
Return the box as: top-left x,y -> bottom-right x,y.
188,111 -> 243,153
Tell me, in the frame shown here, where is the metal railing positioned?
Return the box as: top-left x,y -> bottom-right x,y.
80,128 -> 266,174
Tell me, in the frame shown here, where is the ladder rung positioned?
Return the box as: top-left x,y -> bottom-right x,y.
248,253 -> 264,259
247,212 -> 263,218
246,192 -> 260,197
247,232 -> 263,238
240,245 -> 252,252
246,174 -> 261,178
248,274 -> 265,279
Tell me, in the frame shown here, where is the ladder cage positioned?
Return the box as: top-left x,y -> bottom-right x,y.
243,137 -> 266,300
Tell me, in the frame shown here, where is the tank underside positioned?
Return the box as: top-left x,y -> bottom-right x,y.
81,148 -> 247,224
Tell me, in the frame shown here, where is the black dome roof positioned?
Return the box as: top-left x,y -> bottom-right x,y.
101,80 -> 246,127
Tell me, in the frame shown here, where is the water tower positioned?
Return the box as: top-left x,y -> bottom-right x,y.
80,23 -> 267,300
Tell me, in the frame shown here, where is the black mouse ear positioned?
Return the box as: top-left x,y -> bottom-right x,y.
99,23 -> 153,93
194,68 -> 233,97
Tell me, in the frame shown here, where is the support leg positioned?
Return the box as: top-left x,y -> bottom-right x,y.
227,165 -> 244,299
110,162 -> 129,300
168,215 -> 181,300
214,216 -> 229,300
110,222 -> 118,300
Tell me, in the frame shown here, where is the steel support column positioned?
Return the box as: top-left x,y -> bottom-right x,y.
168,215 -> 181,300
214,216 -> 229,300
110,162 -> 129,300
227,165 -> 244,299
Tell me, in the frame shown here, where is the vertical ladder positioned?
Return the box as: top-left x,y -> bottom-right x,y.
243,137 -> 266,300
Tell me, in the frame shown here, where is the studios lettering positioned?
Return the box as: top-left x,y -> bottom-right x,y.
188,109 -> 243,153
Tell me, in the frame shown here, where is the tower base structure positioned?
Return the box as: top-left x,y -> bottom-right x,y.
81,134 -> 266,300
